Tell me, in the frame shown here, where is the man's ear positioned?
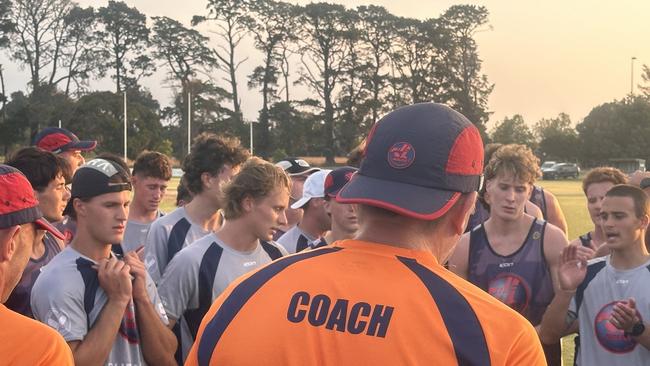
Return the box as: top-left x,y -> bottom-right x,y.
241,195 -> 254,213
450,192 -> 477,236
0,225 -> 21,262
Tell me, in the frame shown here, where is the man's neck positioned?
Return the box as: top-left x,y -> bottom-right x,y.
69,226 -> 112,262
184,195 -> 221,232
610,240 -> 650,270
297,214 -> 325,240
324,225 -> 354,244
128,201 -> 158,224
215,219 -> 259,252
591,225 -> 607,246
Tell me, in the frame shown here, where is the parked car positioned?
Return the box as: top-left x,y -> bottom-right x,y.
540,161 -> 557,173
542,163 -> 580,180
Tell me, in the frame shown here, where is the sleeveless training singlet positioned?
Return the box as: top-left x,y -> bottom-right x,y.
468,219 -> 555,326
529,185 -> 547,220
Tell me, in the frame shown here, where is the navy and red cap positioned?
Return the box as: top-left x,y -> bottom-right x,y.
33,127 -> 97,154
337,103 -> 484,220
324,166 -> 357,197
0,164 -> 65,240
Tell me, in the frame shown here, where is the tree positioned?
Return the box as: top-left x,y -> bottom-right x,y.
151,16 -> 217,156
295,2 -> 352,164
246,0 -> 297,157
0,0 -> 13,49
356,5 -> 394,125
161,79 -> 238,159
67,90 -> 166,158
534,113 -> 579,161
490,114 -> 536,147
57,6 -> 100,96
438,5 -> 493,138
96,1 -> 154,93
576,97 -> 650,166
640,64 -> 650,98
193,0 -> 254,118
9,0 -> 74,88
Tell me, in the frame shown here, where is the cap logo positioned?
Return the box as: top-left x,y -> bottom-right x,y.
387,142 -> 415,169
345,171 -> 354,181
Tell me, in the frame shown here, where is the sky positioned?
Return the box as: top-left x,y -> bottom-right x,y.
2,0 -> 649,130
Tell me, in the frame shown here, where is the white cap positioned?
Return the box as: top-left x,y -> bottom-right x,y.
291,169 -> 332,209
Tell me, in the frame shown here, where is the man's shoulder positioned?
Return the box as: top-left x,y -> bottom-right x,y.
150,207 -> 187,229
172,234 -> 216,263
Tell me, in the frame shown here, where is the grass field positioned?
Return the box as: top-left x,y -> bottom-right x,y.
158,177 -> 589,364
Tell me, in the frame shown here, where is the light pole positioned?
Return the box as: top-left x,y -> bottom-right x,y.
631,56 -> 637,95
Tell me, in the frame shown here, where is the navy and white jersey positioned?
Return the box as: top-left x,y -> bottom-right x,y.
468,219 -> 555,326
122,210 -> 165,254
277,225 -> 318,253
144,207 -> 211,283
529,185 -> 548,219
31,246 -> 169,366
6,232 -> 61,318
158,233 -> 287,363
569,256 -> 650,366
310,237 -> 328,250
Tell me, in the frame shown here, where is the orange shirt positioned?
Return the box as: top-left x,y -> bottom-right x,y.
186,240 -> 546,366
0,303 -> 73,365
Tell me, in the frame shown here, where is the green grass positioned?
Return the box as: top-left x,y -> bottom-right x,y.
157,177 -> 590,364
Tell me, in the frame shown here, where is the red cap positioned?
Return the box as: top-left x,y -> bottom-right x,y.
0,165 -> 65,240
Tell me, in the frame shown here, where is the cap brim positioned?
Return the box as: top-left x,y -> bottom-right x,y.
336,174 -> 461,220
291,197 -> 311,209
35,218 -> 65,240
66,140 -> 97,151
288,167 -> 320,177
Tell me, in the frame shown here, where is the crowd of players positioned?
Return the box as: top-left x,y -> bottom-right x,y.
0,102 -> 649,365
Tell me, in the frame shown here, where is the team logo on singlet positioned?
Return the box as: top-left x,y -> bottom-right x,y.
387,142 -> 415,169
594,302 -> 638,353
487,272 -> 531,313
119,304 -> 140,344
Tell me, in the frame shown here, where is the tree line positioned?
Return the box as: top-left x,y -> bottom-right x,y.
490,66 -> 650,167
0,0 -> 492,163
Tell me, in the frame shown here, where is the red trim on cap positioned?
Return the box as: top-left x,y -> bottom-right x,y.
36,132 -> 72,152
35,218 -> 65,240
0,172 -> 39,214
446,126 -> 483,175
336,191 -> 461,220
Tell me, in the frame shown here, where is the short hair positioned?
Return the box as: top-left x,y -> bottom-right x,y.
182,133 -> 249,195
222,157 -> 290,220
132,151 -> 172,180
176,176 -> 193,206
5,147 -> 71,191
605,184 -> 650,218
347,139 -> 366,168
484,143 -> 503,167
484,144 -> 541,185
582,167 -> 627,195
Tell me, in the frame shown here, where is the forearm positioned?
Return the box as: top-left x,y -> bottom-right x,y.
539,291 -> 575,344
134,297 -> 177,365
71,299 -> 128,365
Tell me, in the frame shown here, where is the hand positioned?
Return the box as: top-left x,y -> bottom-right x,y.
97,257 -> 132,305
557,245 -> 589,292
124,252 -> 150,302
611,298 -> 640,332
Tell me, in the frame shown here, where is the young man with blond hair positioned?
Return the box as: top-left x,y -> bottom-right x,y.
158,157 -> 289,363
